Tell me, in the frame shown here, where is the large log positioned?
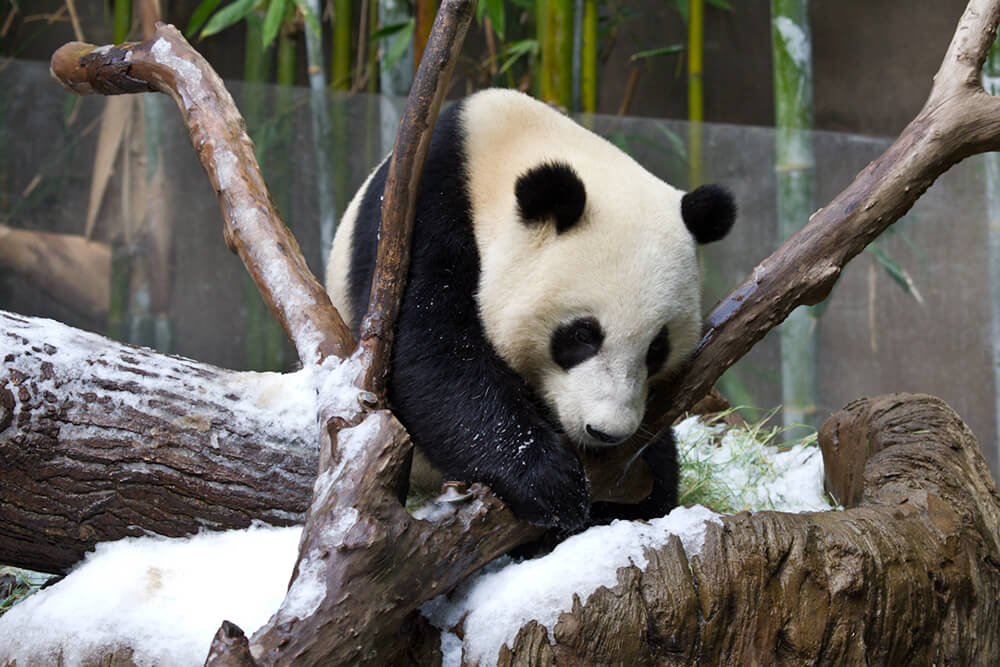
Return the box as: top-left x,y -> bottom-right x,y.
493,394 -> 1000,664
0,310 -> 317,573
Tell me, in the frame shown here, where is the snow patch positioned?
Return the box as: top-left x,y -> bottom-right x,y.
214,146 -> 239,191
773,16 -> 810,71
0,526 -> 301,667
150,38 -> 203,109
421,504 -> 721,666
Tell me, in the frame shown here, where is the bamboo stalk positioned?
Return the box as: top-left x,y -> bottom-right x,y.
688,0 -> 704,187
983,34 -> 1000,479
771,0 -> 818,432
302,0 -> 339,265
330,0 -> 352,89
580,0 -> 598,112
541,0 -> 573,107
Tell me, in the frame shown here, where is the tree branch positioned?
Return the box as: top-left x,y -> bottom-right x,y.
356,0 -> 475,399
647,0 -> 1000,430
50,25 -> 354,366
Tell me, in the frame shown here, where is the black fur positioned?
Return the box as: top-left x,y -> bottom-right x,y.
515,162 -> 587,233
681,184 -> 736,244
550,317 -> 603,371
348,102 -> 591,529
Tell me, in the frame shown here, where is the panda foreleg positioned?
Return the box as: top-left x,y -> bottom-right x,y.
389,337 -> 592,531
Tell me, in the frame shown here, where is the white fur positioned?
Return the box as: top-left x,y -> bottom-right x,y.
326,90 -> 703,447
461,90 -> 701,445
325,159 -> 386,327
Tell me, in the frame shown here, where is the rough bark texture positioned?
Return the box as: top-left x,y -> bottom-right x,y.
0,310 -> 317,573
18,0 -> 1000,664
495,395 -> 1000,665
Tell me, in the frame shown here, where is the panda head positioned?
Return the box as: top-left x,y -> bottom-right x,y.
476,156 -> 735,448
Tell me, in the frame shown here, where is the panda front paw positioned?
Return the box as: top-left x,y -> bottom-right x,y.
503,451 -> 591,531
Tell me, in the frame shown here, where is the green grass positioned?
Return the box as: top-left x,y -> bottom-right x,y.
0,567 -> 55,618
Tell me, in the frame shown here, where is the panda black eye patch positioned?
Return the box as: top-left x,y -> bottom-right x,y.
645,328 -> 671,376
551,317 -> 604,370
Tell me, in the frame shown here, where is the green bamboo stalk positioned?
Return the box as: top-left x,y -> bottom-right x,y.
114,0 -> 132,42
771,0 -> 817,432
302,0 -> 339,264
541,0 -> 573,107
983,35 -> 1000,478
688,0 -> 704,188
535,0 -> 547,97
580,0 -> 598,113
331,0 -> 353,89
369,0 -> 379,92
107,0 -> 132,341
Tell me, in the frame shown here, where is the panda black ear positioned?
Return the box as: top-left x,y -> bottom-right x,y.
515,162 -> 587,234
681,184 -> 736,244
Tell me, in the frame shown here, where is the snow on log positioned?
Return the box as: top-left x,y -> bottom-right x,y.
0,310 -> 319,572
485,394 -> 1000,664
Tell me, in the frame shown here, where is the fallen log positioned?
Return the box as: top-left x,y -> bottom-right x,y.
0,310 -> 317,573
492,394 -> 1000,664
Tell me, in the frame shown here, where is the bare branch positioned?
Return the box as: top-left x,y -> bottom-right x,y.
49,25 -> 354,366
648,0 -> 1000,430
356,0 -> 476,399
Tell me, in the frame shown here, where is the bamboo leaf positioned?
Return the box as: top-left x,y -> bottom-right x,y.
630,44 -> 684,62
293,0 -> 322,38
262,0 -> 288,47
382,18 -> 415,72
707,0 -> 732,10
371,20 -> 413,41
200,0 -> 260,39
866,244 -> 925,305
186,0 -> 224,38
479,0 -> 506,39
670,0 -> 688,24
498,39 -> 537,74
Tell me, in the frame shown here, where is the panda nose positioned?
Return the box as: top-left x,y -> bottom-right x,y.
586,425 -> 628,444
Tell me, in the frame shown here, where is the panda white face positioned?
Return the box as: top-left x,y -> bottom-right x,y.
463,90 -> 733,449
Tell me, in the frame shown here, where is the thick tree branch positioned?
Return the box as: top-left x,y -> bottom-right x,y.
50,25 -> 354,366
648,0 -> 1000,430
356,0 -> 475,399
496,395 -> 1000,664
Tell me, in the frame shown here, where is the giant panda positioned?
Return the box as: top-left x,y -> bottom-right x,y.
326,89 -> 734,530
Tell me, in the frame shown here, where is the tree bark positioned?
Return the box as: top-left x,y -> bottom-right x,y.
0,310 -> 317,573
493,394 -> 1000,664
11,0 -> 1000,663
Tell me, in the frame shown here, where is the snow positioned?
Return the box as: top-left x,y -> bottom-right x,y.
150,38 -> 203,110
773,16 -> 810,72
0,525 -> 300,667
421,504 -> 721,666
674,415 -> 833,513
0,416 -> 832,665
